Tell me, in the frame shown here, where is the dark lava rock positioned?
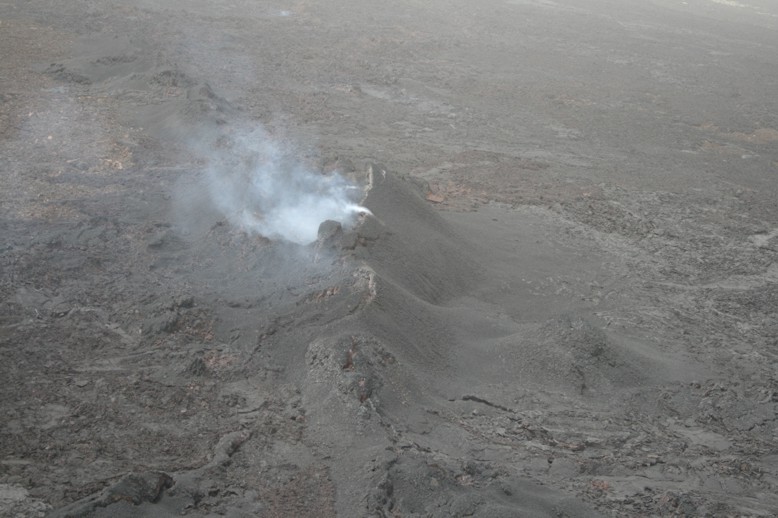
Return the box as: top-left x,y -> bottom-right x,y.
49,471 -> 174,518
318,220 -> 343,241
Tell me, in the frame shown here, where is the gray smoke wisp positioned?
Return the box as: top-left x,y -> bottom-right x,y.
200,126 -> 370,245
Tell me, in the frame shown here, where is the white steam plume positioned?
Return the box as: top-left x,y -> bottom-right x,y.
200,126 -> 369,245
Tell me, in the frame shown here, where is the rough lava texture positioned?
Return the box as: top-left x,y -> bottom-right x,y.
2,0 -> 778,517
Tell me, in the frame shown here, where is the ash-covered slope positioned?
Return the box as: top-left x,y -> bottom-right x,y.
294,165 -> 607,517
342,165 -> 690,405
296,164 -> 709,517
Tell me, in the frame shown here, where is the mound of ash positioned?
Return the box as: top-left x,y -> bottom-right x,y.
296,165 -> 605,517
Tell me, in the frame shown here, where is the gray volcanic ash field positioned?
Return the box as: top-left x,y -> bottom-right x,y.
2,0 -> 778,516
